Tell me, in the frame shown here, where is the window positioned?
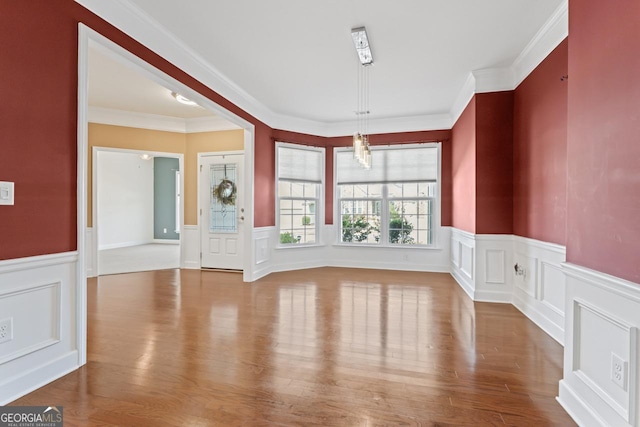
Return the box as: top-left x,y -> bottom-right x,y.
335,144 -> 439,246
276,143 -> 324,246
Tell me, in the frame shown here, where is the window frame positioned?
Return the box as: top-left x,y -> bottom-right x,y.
275,142 -> 325,248
333,143 -> 441,249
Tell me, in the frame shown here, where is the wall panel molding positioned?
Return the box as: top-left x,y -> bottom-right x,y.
559,263 -> 640,427
450,231 -> 566,342
182,225 -> 200,269
0,252 -> 79,405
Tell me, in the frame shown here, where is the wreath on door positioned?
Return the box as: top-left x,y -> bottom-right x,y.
213,179 -> 237,206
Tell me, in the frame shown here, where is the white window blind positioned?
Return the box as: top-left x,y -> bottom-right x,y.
277,144 -> 324,183
336,145 -> 438,184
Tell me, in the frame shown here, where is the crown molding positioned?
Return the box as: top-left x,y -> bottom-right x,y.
512,0 -> 568,87
76,0 -> 274,123
448,0 -> 568,125
77,0 -> 567,136
185,116 -> 242,133
449,73 -> 476,127
88,107 -> 241,133
472,68 -> 516,93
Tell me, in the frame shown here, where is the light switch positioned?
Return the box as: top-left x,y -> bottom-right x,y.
0,181 -> 15,206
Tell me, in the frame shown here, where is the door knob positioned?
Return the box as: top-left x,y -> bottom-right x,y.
240,216 -> 245,221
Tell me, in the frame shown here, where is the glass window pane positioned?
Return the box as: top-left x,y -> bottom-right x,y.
303,182 -> 318,198
278,181 -> 292,197
210,163 -> 237,233
290,182 -> 304,197
340,212 -> 380,244
403,183 -> 419,198
389,201 -> 416,244
339,185 -> 354,198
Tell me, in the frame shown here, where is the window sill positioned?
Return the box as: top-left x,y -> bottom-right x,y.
332,243 -> 442,251
275,243 -> 326,250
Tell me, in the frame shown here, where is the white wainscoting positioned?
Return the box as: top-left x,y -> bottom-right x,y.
512,236 -> 566,344
329,226 -> 451,273
251,226 -> 275,281
86,227 -> 96,278
558,263 -> 640,427
475,235 -> 514,303
451,228 -> 476,299
450,229 -> 567,343
0,252 -> 80,405
182,225 -> 200,270
251,226 -> 452,281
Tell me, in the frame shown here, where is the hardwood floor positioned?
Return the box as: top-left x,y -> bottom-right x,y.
13,268 -> 575,426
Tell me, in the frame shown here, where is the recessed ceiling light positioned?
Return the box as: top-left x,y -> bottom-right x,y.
140,153 -> 153,160
171,91 -> 199,106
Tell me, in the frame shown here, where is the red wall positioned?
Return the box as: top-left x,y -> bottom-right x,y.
513,39 -> 568,245
451,97 -> 477,233
567,1 -> 640,283
0,2 -> 78,260
0,1 -> 275,260
476,92 -> 514,234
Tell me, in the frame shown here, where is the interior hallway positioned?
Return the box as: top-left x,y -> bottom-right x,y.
13,268 -> 575,425
98,243 -> 180,275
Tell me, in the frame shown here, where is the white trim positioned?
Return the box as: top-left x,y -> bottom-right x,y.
0,351 -> 79,406
0,252 -> 78,275
76,0 -> 567,137
512,0 -> 569,87
450,73 -> 476,128
449,0 -> 568,124
182,225 -> 200,269
450,230 -> 567,342
514,234 -> 566,254
0,282 -> 62,365
77,25 -> 89,367
558,381 -> 609,427
472,68 -> 516,93
560,262 -> 640,427
563,263 -> 640,304
88,107 -> 241,133
0,251 -> 80,405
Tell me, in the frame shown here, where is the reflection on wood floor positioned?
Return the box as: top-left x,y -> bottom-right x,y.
13,267 -> 575,426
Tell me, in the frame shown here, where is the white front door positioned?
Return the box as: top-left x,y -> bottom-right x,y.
200,154 -> 244,270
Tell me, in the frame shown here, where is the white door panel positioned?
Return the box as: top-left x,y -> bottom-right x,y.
200,154 -> 244,270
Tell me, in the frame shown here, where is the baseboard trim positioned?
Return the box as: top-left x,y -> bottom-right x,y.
98,241 -> 152,251
474,289 -> 512,304
0,351 -> 79,405
182,261 -> 200,270
513,291 -> 564,344
451,268 -> 475,300
152,239 -> 180,245
558,380 -> 608,427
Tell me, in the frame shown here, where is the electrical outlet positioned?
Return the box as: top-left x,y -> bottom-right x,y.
0,318 -> 13,344
611,353 -> 627,390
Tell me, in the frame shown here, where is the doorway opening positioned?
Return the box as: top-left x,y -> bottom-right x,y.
77,24 -> 256,365
93,148 -> 183,275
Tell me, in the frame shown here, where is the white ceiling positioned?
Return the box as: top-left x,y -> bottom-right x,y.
88,45 -> 216,119
123,0 -> 564,124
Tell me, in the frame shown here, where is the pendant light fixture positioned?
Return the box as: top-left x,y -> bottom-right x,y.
351,27 -> 373,169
